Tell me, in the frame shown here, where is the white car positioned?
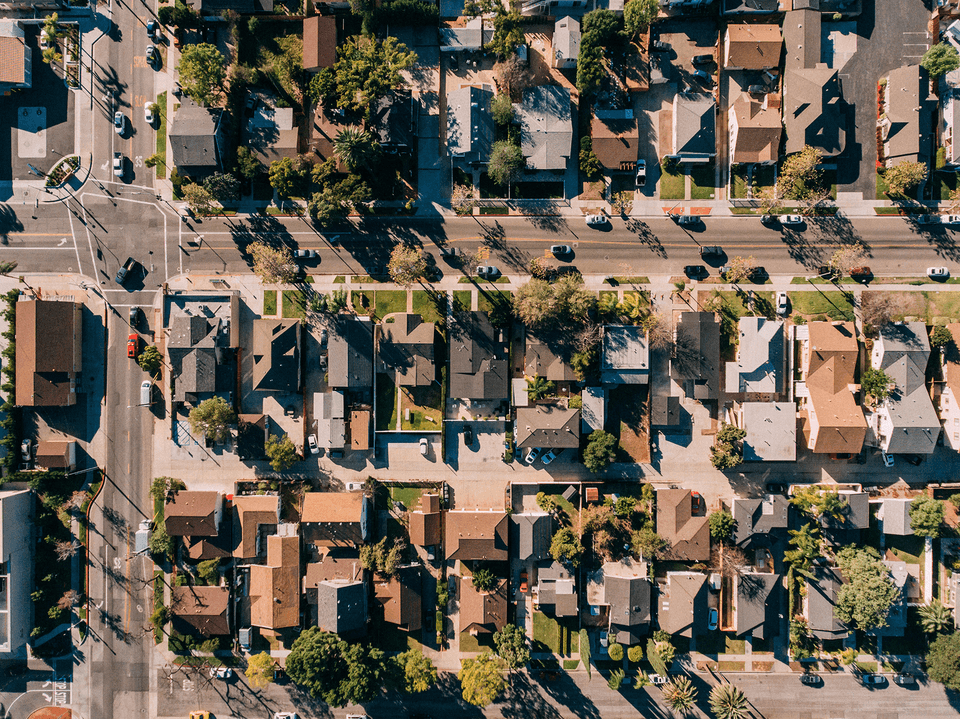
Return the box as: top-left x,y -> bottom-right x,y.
419,437 -> 429,456
476,265 -> 499,278
928,267 -> 950,279
882,451 -> 894,468
861,673 -> 886,686
113,152 -> 123,177
779,214 -> 803,225
649,673 -> 669,685
708,607 -> 719,631
345,481 -> 364,492
209,667 -> 233,679
144,103 -> 154,125
113,111 -> 125,135
274,714 -> 299,719
524,447 -> 543,464
307,434 -> 319,455
943,215 -> 960,225
585,214 -> 607,227
776,291 -> 788,316
541,448 -> 560,465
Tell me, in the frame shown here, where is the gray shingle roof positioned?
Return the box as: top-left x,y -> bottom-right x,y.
328,316 -> 373,390
168,315 -> 224,402
735,572 -> 780,639
511,513 -> 552,561
377,313 -> 435,387
516,85 -> 573,171
537,561 -> 578,617
447,85 -> 494,163
316,580 -> 367,635
672,93 -> 716,159
603,559 -> 651,645
725,317 -> 784,394
449,311 -> 509,401
515,405 -> 581,449
658,571 -> 708,638
806,565 -> 848,640
252,319 -> 301,393
170,99 -> 223,171
672,312 -> 720,400
875,322 -> 939,454
732,494 -> 790,546
885,65 -> 930,165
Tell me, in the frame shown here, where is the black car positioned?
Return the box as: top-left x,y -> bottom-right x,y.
700,245 -> 723,257
129,306 -> 141,326
692,53 -> 714,65
800,673 -> 821,686
115,257 -> 135,285
463,425 -> 473,445
905,454 -> 924,466
684,265 -> 707,279
766,483 -> 787,495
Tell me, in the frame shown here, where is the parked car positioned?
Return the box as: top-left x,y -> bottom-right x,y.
649,674 -> 669,685
113,111 -> 126,135
779,214 -> 803,225
209,667 -> 233,679
541,448 -> 561,465
693,68 -> 713,83
776,291 -> 789,316
635,159 -> 646,187
129,306 -> 141,325
146,19 -> 159,39
127,333 -> 138,358
905,454 -> 923,466
747,84 -> 766,94
800,673 -> 821,686
585,214 -> 607,227
550,244 -> 572,256
307,435 -> 319,455
115,257 -> 134,284
440,246 -> 462,260
700,245 -> 723,257
274,714 -> 299,719
113,152 -> 123,178
928,266 -> 950,279
190,713 -> 211,719
861,673 -> 886,686
519,570 -> 528,592
767,483 -> 787,495
677,215 -> 700,226
419,437 -> 429,456
476,265 -> 499,278
20,438 -> 31,462
760,214 -> 777,225
692,53 -> 714,65
463,425 -> 473,445
143,102 -> 154,125
294,249 -> 318,260
943,215 -> 960,224
684,265 -> 707,279
894,673 -> 916,686
524,447 -> 543,464
345,481 -> 364,491
919,214 -> 942,225
651,40 -> 670,51
146,45 -> 158,67
707,607 -> 718,631
849,266 -> 872,280
882,451 -> 894,468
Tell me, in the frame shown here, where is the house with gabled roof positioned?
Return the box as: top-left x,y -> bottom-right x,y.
725,317 -> 784,397
447,85 -> 494,166
377,313 -> 436,388
672,93 -> 716,163
301,492 -> 370,549
511,512 -> 552,561
168,297 -> 240,405
526,335 -> 577,382
869,561 -> 909,637
449,311 -> 508,402
591,109 -> 639,173
601,325 -> 648,385
169,99 -> 227,176
460,576 -> 507,635
171,586 -> 231,636
374,564 -> 422,632
302,15 -> 337,71
658,571 -> 708,638
734,572 -> 780,638
445,511 -> 508,561
536,561 -> 578,618
552,17 -> 580,69
819,489 -> 869,545
232,495 -> 280,563
732,494 -> 789,548
410,493 -> 442,546
15,299 -> 82,407
252,319 -> 301,393
724,24 -> 781,69
515,85 -> 572,171
165,491 -> 223,538
805,565 -> 848,640
328,316 -> 374,392
729,93 -> 782,165
317,579 -> 367,636
672,312 -> 720,401
883,64 -> 931,167
249,533 -> 301,631
657,489 -> 710,561
515,405 -> 581,449
34,441 -> 77,471
587,558 -> 651,645
371,90 -> 417,156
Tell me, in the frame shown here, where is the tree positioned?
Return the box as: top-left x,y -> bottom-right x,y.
54,539 -> 79,561
388,245 -> 428,287
861,367 -> 892,401
536,491 -> 561,515
931,325 -> 954,349
246,652 -> 275,690
830,245 -> 869,275
197,558 -> 220,584
583,430 -> 617,473
182,183 -> 216,216
268,156 -> 308,199
188,396 -> 236,442
488,140 -> 524,187
459,652 -> 506,707
607,641 -> 624,662
709,509 -> 735,543
582,8 -> 623,44
493,624 -> 530,669
709,683 -> 749,719
308,37 -> 417,120
628,645 -> 644,663
860,292 -> 897,333
149,524 -> 173,557
883,161 -> 927,196
494,54 -> 532,101
663,675 -> 697,713
471,567 -> 498,592
910,495 -> 945,538
631,527 -> 668,560
922,43 -> 960,78
359,537 -> 406,577
42,46 -> 62,66
249,241 -> 298,284
491,93 -> 514,126
579,136 -> 602,178
576,42 -> 605,96
395,649 -> 437,693
776,145 -> 825,203
176,43 -> 226,105
607,668 -> 625,690
0,261 -> 18,275
711,422 -> 746,469
451,183 -> 476,216
341,642 -> 388,705
723,255 -> 757,283
57,589 -> 79,611
717,422 -> 747,444
927,631 -> 960,690
286,628 -> 351,704
834,546 -> 900,631
488,9 -> 524,59
265,433 -> 298,471
920,600 -> 954,636
137,345 -> 163,377
236,146 -> 262,181
643,312 -> 673,350
549,527 -> 583,567
203,172 -> 240,203
526,375 -> 555,401
333,127 -> 380,172
513,275 -> 596,331
624,0 -> 658,36
783,522 -> 821,576
144,153 -> 163,169
150,476 -> 180,503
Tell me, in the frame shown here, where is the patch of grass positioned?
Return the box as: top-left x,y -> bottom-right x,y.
724,635 -> 746,654
352,275 -> 384,283
460,631 -> 493,652
855,660 -> 878,673
718,660 -> 745,671
886,533 -> 923,564
388,485 -> 424,510
375,374 -> 398,431
375,290 -> 408,318
453,290 -> 472,313
732,166 -> 748,199
604,276 -> 650,285
333,275 -> 346,283
532,611 -> 561,654
660,168 -> 685,200
155,91 -> 167,180
787,290 -> 855,321
935,171 -> 957,202
479,206 -> 509,215
153,569 -> 164,643
461,276 -> 511,284
690,166 -> 716,200
563,659 -> 580,670
478,290 -> 512,314
281,290 -> 306,319
822,168 -> 838,199
876,172 -> 890,200
352,290 -> 372,312
754,165 -> 775,189
400,384 -> 443,431
412,290 -> 444,324
263,290 -> 277,316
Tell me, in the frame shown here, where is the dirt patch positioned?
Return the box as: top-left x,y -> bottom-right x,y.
751,661 -> 774,672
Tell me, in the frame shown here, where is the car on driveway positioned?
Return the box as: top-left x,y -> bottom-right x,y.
129,306 -> 141,326
684,265 -> 707,279
692,53 -> 714,65
882,451 -> 894,467
585,214 -> 607,227
541,448 -> 561,465
861,673 -> 886,686
776,291 -> 789,316
779,214 -> 803,226
463,425 -> 473,445
113,152 -> 123,178
20,439 -> 31,462
894,673 -> 916,686
550,244 -> 572,257
524,447 -> 543,464
127,333 -> 138,358
928,266 -> 950,279
307,435 -> 319,455
800,673 -> 821,686
635,159 -> 646,187
419,437 -> 429,456
477,265 -> 499,278
113,111 -> 126,135
519,570 -> 528,592
707,607 -> 718,631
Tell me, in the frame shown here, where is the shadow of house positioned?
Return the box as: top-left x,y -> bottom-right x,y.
252,319 -> 301,394
237,413 -> 268,461
515,85 -> 573,172
16,298 -> 82,407
371,89 -> 417,157
169,99 -> 228,177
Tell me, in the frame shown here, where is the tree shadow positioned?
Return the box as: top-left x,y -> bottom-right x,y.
518,204 -> 571,234
625,218 -> 666,258
0,204 -> 23,244
499,673 -> 562,719
477,219 -> 530,272
529,669 -> 602,719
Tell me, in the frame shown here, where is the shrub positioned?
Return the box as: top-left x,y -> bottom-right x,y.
608,641 -> 623,662
628,645 -> 643,663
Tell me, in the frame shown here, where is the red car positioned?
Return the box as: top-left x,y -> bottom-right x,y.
519,570 -> 528,593
127,333 -> 138,358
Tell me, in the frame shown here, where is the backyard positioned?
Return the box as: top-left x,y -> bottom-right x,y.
859,290 -> 960,324
400,384 -> 444,431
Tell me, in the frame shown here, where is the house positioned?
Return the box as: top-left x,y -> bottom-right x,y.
591,110 -> 639,173
732,494 -> 790,547
171,586 -> 231,636
651,396 -> 680,427
302,15 -> 337,72
15,299 -> 82,407
167,297 -> 240,404
879,497 -> 913,536
600,325 -> 649,385
244,98 -> 300,167
883,65 -> 931,167
581,387 -> 606,432
658,572 -> 708,638
724,24 -> 781,69
316,579 -> 367,636
374,564 -> 422,631
725,317 -> 784,396
315,391 -> 346,450
939,70 -> 960,169
440,16 -> 493,52
460,576 -> 507,635
165,491 -> 223,538
250,534 -> 300,631
301,492 -> 369,549
0,490 -> 32,656
0,21 -> 30,94
445,511 -> 509,561
672,93 -> 716,163
169,99 -> 228,175
449,311 -> 509,402
870,561 -> 909,637
728,93 -> 782,164
552,17 -> 580,69
536,561 -> 578,617
738,402 -> 796,462
515,85 -> 573,171
447,85 -> 494,165
304,548 -> 361,607
33,440 -> 77,471
869,322 -> 940,454
942,323 -> 960,450
371,90 -> 417,155
782,10 -> 847,156
252,319 -> 301,393
819,489 -> 869,543
656,488 -> 710,561
232,495 -> 281,563
805,565 -> 848,640
734,572 -> 780,638
409,493 -> 442,547
328,316 -> 374,392
525,335 -> 577,382
514,405 -> 581,449
803,322 -> 866,454
601,558 -> 652,645
377,313 -> 436,388
511,512 -> 552,561
672,312 -> 721,401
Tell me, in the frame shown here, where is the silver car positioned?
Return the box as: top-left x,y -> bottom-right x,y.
585,214 -> 607,227
476,265 -> 499,278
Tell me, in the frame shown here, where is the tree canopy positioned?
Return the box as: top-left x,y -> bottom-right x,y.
394,649 -> 437,693
488,140 -> 525,186
333,127 -> 380,172
488,9 -> 524,58
387,245 -> 428,287
583,430 -> 617,473
624,0 -> 659,36
883,161 -> 927,196
861,368 -> 892,401
188,396 -> 235,442
834,546 -> 900,631
264,433 -> 298,471
268,156 -> 308,199
246,652 -> 275,690
513,274 -> 595,331
922,43 -> 960,78
493,623 -> 530,669
459,652 -> 506,707
927,631 -> 960,690
182,183 -> 215,216
910,495 -> 945,538
549,527 -> 583,567
176,43 -> 226,105
286,628 -> 387,706
709,509 -> 735,543
249,241 -> 298,284
919,600 -> 954,636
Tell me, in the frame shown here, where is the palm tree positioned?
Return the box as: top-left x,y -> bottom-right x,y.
598,293 -> 619,321
332,127 -> 379,172
618,292 -> 646,323
919,600 -> 954,635
526,375 -> 555,401
709,683 -> 749,719
784,522 -> 822,578
663,675 -> 697,714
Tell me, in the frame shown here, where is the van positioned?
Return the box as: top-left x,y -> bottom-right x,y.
140,380 -> 152,406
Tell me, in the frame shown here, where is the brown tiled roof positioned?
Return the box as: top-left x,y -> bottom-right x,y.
656,489 -> 710,561
730,94 -> 782,164
460,576 -> 507,634
232,495 -> 280,560
15,300 -> 82,407
0,36 -> 26,85
303,15 -> 336,71
409,493 -> 441,546
806,322 -> 866,454
350,409 -> 371,450
591,113 -> 639,171
165,491 -> 221,537
34,441 -> 72,469
725,24 -> 782,69
373,564 -> 422,631
301,492 -> 366,546
171,586 -> 231,636
445,511 -> 508,561
304,549 -> 362,598
249,534 -> 300,629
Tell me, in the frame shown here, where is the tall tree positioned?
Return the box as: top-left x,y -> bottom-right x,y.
663,675 -> 697,713
387,245 -> 428,287
927,631 -> 960,690
333,127 -> 380,172
709,683 -> 749,719
549,527 -> 583,567
246,651 -> 275,690
188,396 -> 236,442
624,0 -> 659,37
268,156 -> 308,199
910,495 -> 945,538
488,9 -> 524,59
493,624 -> 530,670
264,433 -> 298,471
526,375 -> 555,401
459,652 -> 506,707
176,43 -> 226,105
919,600 -> 954,636
783,522 -> 821,577
394,649 -> 437,693
775,145 -> 825,203
829,244 -> 868,275
709,509 -> 735,543
203,172 -> 240,203
488,140 -> 524,187
182,183 -> 216,216
583,430 -> 617,473
491,93 -> 514,126
249,241 -> 298,284
834,546 -> 900,631
922,43 -> 960,78
883,161 -> 927,196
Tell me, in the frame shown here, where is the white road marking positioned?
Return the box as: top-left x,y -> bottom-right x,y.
58,237 -> 67,246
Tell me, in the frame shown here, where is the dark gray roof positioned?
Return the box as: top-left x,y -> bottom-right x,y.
820,492 -> 870,538
651,396 -> 680,426
673,93 -> 716,159
601,325 -> 649,385
515,405 -> 581,449
372,90 -> 416,151
658,572 -> 708,638
447,85 -> 494,164
672,312 -> 720,400
732,495 -> 790,546
377,313 -> 435,387
723,0 -> 780,13
735,572 -> 780,639
328,316 -> 373,390
251,319 -> 300,393
806,565 -> 848,640
170,99 -> 223,171
511,513 -> 552,561
516,85 -> 573,171
450,311 -> 509,401
537,561 -> 578,617
168,315 -> 226,402
876,323 -> 939,454
316,580 -> 367,636
606,574 -> 651,645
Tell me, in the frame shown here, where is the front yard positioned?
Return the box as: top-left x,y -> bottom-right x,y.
788,290 -> 855,322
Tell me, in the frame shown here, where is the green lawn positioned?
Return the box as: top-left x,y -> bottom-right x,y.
724,635 -> 746,654
453,290 -> 472,313
155,91 -> 167,180
263,290 -> 277,316
886,533 -> 924,564
788,290 -> 855,321
388,485 -> 424,510
935,172 -> 957,201
412,290 -> 445,324
375,290 -> 408,318
660,169 -> 685,200
732,166 -> 748,199
400,385 -> 443,431
281,290 -> 305,319
459,631 -> 494,653
876,171 -> 890,200
822,168 -> 838,200
690,166 -> 716,200
753,165 -> 775,190
532,611 -> 561,654
375,374 -> 398,431
478,289 -> 512,315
